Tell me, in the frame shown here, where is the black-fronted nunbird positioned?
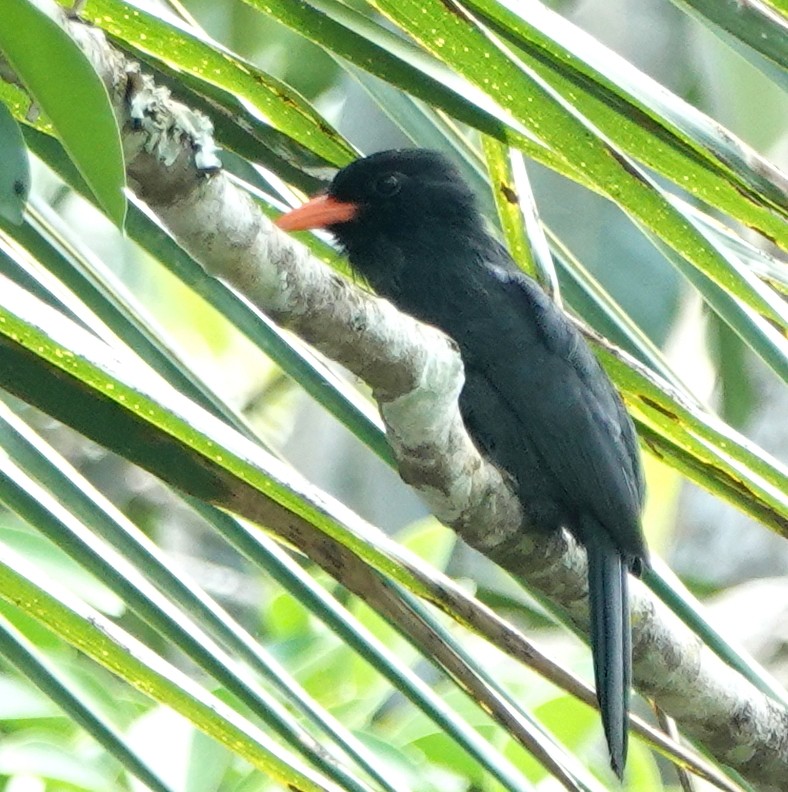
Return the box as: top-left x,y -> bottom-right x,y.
276,149 -> 649,777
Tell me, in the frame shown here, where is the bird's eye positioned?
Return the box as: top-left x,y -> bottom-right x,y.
374,174 -> 401,197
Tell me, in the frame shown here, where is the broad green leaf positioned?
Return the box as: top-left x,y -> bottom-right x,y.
0,0 -> 125,227
0,101 -> 29,224
80,0 -> 355,168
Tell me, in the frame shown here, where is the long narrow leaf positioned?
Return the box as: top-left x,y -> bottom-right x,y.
636,214 -> 788,385
0,548 -> 343,792
0,265 -> 536,792
239,0 -> 586,183
369,0 -> 788,340
0,101 -> 29,224
482,139 -> 560,299
670,0 -> 788,79
589,337 -> 788,537
0,401 -> 400,792
464,0 -> 788,234
188,503 -> 539,792
0,614 -> 174,792
0,455 -> 376,792
81,0 -> 355,167
4,203 -> 262,443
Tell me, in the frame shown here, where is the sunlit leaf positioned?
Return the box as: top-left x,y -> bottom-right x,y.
81,0 -> 355,168
0,0 -> 125,226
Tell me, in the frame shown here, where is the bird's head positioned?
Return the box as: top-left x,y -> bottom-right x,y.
275,149 -> 482,255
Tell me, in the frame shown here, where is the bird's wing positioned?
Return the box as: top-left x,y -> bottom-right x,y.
464,267 -> 646,559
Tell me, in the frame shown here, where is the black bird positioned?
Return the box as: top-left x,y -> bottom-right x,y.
276,149 -> 648,777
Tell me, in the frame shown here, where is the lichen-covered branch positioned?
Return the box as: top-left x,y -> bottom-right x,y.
9,7 -> 788,791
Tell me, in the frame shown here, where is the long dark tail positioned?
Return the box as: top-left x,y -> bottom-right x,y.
584,523 -> 631,779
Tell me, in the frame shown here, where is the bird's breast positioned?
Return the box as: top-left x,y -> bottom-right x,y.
349,236 -> 547,363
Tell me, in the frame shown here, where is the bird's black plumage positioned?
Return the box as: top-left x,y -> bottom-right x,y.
278,149 -> 649,776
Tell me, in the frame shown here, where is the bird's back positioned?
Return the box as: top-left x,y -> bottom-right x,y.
377,232 -> 647,562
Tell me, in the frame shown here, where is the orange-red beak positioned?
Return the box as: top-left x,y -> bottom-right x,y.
275,194 -> 359,231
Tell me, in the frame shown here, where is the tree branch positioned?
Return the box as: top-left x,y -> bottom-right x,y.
12,8 -> 788,791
